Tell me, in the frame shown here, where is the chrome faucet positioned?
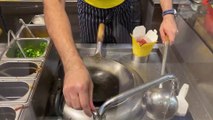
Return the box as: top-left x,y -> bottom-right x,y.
95,74 -> 179,119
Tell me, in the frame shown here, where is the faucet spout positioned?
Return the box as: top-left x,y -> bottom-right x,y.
97,74 -> 179,117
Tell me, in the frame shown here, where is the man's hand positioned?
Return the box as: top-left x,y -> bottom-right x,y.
63,64 -> 95,117
160,15 -> 178,44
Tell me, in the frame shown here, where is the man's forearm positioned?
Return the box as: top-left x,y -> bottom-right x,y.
44,0 -> 83,72
160,0 -> 173,12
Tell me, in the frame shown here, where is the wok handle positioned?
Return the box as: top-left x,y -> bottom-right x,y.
97,23 -> 105,42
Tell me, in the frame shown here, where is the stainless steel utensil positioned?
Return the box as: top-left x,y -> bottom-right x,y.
143,87 -> 178,120
160,40 -> 169,76
143,40 -> 178,120
97,74 -> 179,119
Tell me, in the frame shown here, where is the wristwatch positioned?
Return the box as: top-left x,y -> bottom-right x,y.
162,9 -> 177,16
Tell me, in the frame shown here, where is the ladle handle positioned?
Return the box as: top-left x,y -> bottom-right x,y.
97,23 -> 105,43
160,37 -> 169,76
159,37 -> 169,88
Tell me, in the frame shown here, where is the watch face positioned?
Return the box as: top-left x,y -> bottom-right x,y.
174,9 -> 177,15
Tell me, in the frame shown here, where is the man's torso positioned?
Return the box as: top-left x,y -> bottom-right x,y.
84,0 -> 125,9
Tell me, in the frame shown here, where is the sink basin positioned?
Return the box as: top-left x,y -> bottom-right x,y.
1,38 -> 50,61
16,24 -> 49,38
0,61 -> 41,79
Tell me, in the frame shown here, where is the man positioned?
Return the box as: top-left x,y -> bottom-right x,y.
43,0 -> 177,117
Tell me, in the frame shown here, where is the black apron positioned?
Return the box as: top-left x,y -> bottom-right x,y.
77,0 -> 133,43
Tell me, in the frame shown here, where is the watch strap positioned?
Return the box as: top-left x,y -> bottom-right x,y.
162,9 -> 177,16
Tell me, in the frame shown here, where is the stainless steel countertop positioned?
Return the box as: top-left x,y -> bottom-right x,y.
0,5 -> 211,119
75,42 -> 212,120
173,15 -> 213,120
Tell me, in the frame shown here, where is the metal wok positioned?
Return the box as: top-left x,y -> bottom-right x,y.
62,23 -> 144,120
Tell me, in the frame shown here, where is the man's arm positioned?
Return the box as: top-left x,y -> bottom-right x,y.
160,0 -> 178,44
43,0 -> 77,70
43,0 -> 94,116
